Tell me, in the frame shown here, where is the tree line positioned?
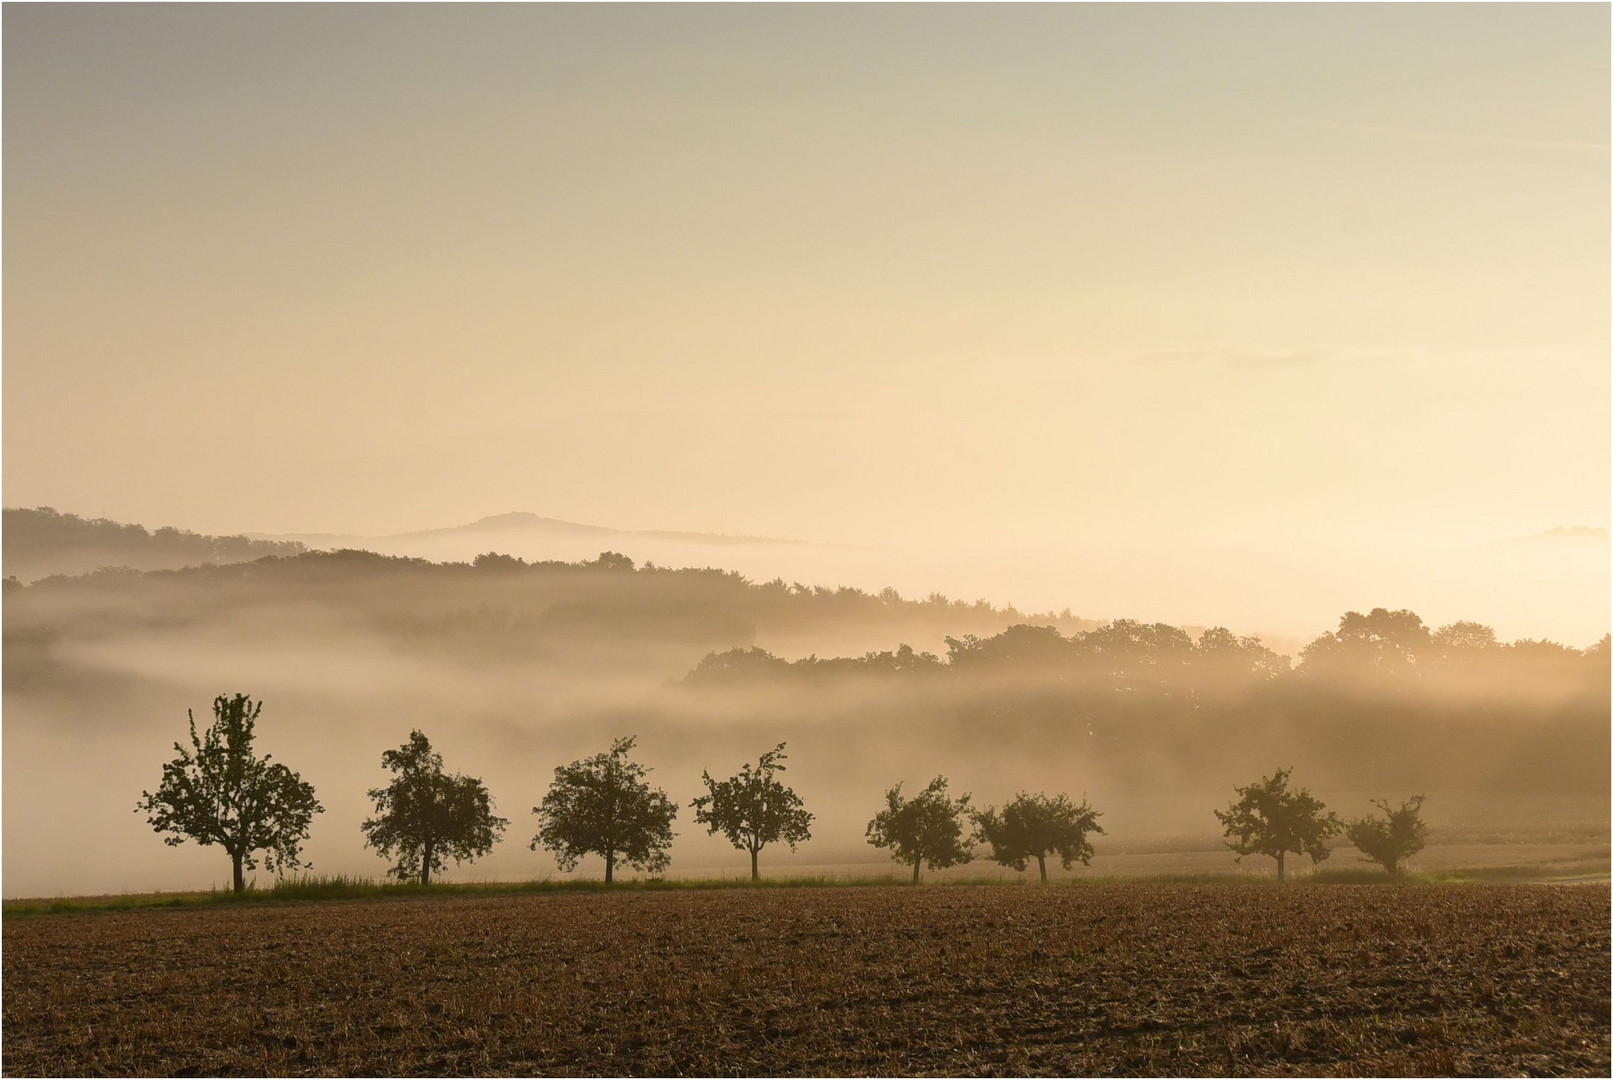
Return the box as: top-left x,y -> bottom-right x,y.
687,607 -> 1609,693
682,609 -> 1609,802
140,693 -> 1429,894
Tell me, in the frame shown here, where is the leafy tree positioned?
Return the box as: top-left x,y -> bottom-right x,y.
945,624 -> 1072,675
975,792 -> 1104,882
1214,767 -> 1341,880
866,776 -> 974,883
136,693 -> 322,894
1345,795 -> 1428,876
532,736 -> 678,883
692,743 -> 814,880
1194,627 -> 1292,687
1299,608 -> 1431,678
1430,621 -> 1498,659
361,730 -> 507,885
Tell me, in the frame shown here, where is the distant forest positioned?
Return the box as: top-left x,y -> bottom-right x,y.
679,607 -> 1609,798
3,507 -> 305,582
6,544 -> 1607,804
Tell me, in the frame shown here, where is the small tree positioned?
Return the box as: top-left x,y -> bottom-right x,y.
975,792 -> 1104,883
866,776 -> 974,884
532,736 -> 678,883
136,693 -> 323,894
361,730 -> 507,885
692,743 -> 814,880
1346,795 -> 1428,876
1215,767 -> 1341,881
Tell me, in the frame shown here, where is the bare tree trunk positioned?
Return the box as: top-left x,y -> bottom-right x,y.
1038,854 -> 1048,884
232,851 -> 245,895
911,860 -> 921,885
1276,851 -> 1285,882
422,840 -> 433,886
750,847 -> 759,882
605,850 -> 615,885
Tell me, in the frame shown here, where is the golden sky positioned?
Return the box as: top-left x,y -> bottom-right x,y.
4,5 -> 1608,638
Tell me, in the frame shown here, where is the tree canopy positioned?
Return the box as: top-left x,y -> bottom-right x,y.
866,776 -> 975,883
136,693 -> 322,894
975,792 -> 1104,882
1345,795 -> 1428,876
361,730 -> 507,885
532,736 -> 678,883
692,743 -> 814,880
1215,767 -> 1341,880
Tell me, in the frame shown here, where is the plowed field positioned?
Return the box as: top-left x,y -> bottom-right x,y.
4,883 -> 1607,1076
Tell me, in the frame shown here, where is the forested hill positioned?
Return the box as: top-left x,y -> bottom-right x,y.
2,547 -> 1102,676
3,507 -> 304,582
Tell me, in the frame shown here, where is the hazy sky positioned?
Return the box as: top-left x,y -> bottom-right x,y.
4,5 -> 1608,633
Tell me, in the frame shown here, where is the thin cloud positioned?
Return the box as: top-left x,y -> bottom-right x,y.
1135,345 -> 1421,370
1503,525 -> 1610,546
1306,119 -> 1610,153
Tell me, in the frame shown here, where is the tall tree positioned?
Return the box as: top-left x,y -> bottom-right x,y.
1345,795 -> 1428,877
975,792 -> 1104,882
361,730 -> 507,885
691,743 -> 814,880
136,693 -> 322,894
1299,608 -> 1431,678
1215,767 -> 1341,880
866,776 -> 974,884
532,736 -> 678,883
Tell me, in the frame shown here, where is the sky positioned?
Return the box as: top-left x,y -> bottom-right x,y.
4,4 -> 1609,640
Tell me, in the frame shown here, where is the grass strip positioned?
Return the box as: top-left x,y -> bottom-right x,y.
6,863 -> 1606,918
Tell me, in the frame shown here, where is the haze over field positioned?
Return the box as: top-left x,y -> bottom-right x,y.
3,6 -> 1608,899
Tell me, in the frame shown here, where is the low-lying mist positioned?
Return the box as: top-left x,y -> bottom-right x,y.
3,551 -> 1606,898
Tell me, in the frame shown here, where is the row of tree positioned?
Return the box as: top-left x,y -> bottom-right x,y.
140,693 -> 1428,894
856,768 -> 1422,883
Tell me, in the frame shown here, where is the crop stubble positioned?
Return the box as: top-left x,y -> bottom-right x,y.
3,883 -> 1608,1076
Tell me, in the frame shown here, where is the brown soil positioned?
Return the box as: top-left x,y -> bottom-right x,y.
4,883 -> 1608,1076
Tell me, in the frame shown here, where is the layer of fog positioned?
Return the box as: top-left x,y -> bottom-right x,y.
5,587 -> 1605,899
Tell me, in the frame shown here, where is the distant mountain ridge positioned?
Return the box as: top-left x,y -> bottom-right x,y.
4,506 -> 871,606
259,511 -> 817,550
241,510 -> 879,580
2,507 -> 305,583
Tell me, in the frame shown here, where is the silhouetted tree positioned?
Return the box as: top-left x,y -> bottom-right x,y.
532,737 -> 677,883
1215,767 -> 1340,880
1300,608 -> 1431,678
1345,795 -> 1428,876
945,624 -> 1072,675
136,693 -> 322,894
1430,621 -> 1498,660
975,792 -> 1104,882
361,730 -> 507,885
1194,626 -> 1292,688
866,776 -> 974,883
472,551 -> 527,572
692,743 -> 814,880
589,551 -> 636,571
